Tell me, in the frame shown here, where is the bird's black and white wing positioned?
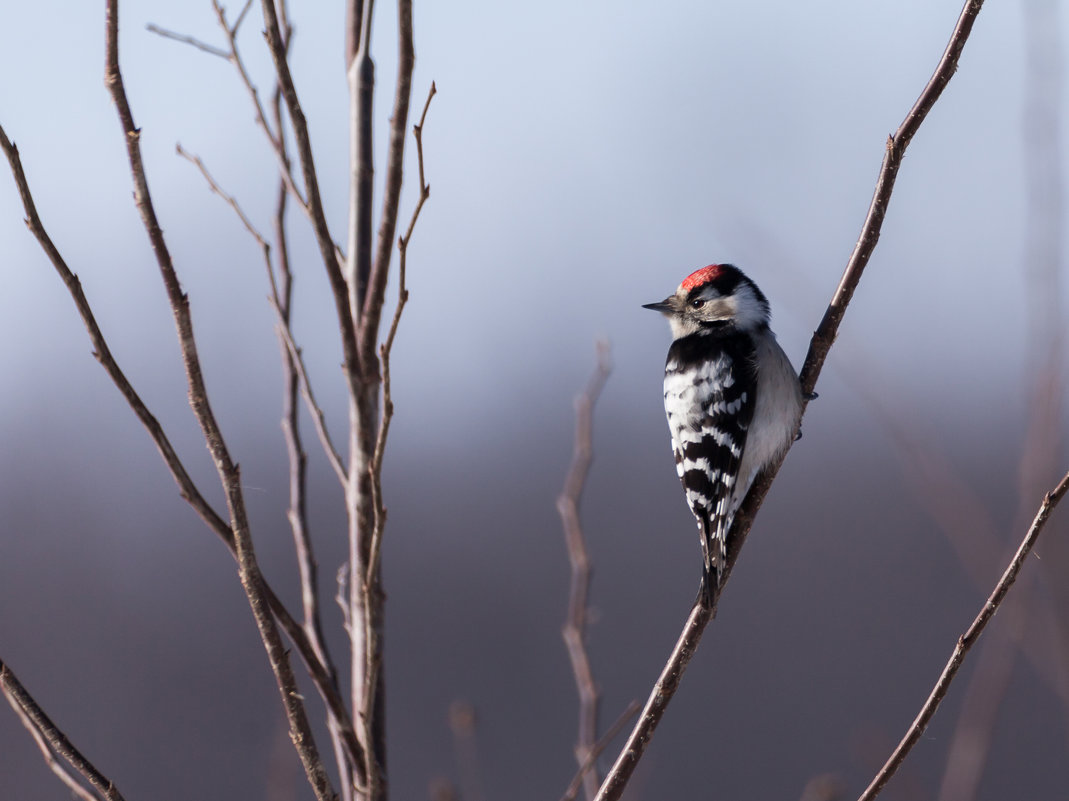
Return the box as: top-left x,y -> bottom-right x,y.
663,331 -> 757,582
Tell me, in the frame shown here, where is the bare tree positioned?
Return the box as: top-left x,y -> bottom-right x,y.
1,1 -> 431,799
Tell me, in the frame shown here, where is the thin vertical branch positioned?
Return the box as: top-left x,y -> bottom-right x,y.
558,342 -> 611,801
359,0 -> 415,365
593,3 -> 987,799
857,469 -> 1069,801
261,0 -> 366,391
1,660 -> 125,801
346,0 -> 376,321
104,4 -> 335,799
366,82 -> 435,580
173,92 -> 363,801
267,14 -> 357,796
357,79 -> 434,801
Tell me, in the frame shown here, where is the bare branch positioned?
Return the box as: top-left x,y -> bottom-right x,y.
858,468 -> 1069,800
231,0 -> 255,36
366,81 -> 435,580
207,0 -> 310,213
356,79 -> 434,801
1,659 -> 124,801
935,628 -> 1019,801
797,0 -> 985,397
593,600 -> 712,801
346,0 -> 375,321
0,120 -> 360,785
6,695 -> 102,801
559,701 -> 640,801
146,23 -> 230,59
558,341 -> 611,800
176,143 -> 270,253
276,320 -> 350,486
261,0 -> 366,394
359,0 -> 415,364
594,3 -> 988,799
269,67 -> 357,794
175,142 -> 348,487
104,4 -> 335,798
344,0 -> 366,68
0,123 -> 234,542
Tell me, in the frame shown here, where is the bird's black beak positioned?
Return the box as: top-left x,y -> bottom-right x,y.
642,298 -> 674,314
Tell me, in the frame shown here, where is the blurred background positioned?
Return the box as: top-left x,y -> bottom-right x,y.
1,1 -> 1068,799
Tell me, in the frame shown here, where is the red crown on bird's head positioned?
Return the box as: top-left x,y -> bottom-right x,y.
679,264 -> 725,293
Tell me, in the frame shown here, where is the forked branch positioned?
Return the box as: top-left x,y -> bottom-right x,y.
593,2 -> 987,799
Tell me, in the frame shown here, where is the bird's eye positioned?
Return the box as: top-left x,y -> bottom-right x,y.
691,298 -> 706,309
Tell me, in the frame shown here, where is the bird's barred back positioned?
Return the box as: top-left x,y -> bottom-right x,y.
663,331 -> 757,523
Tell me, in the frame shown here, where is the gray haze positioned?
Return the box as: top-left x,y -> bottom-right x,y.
2,2 -> 1068,800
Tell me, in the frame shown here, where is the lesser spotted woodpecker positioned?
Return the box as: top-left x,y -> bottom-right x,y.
644,264 -> 803,605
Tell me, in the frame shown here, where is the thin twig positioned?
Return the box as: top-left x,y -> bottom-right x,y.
176,143 -> 269,253
276,321 -> 349,487
261,0 -> 365,395
935,627 -> 1019,801
0,117 -> 361,789
358,0 -> 415,365
558,341 -> 611,801
209,0 -> 309,212
797,0 -> 986,397
145,23 -> 230,59
175,142 -> 348,487
366,81 -> 435,580
0,660 -> 125,801
231,0 -> 255,35
6,693 -> 101,801
265,28 -> 357,799
593,600 -> 712,801
104,4 -> 336,798
858,468 -> 1069,800
0,125 -> 229,551
593,3 -> 987,799
559,701 -> 640,801
848,364 -> 1069,707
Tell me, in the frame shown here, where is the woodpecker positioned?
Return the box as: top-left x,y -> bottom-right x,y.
644,264 -> 803,606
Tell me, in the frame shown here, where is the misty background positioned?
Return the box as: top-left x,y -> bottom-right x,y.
2,1 -> 1068,800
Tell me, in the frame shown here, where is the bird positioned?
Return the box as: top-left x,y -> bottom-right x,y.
644,264 -> 803,606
